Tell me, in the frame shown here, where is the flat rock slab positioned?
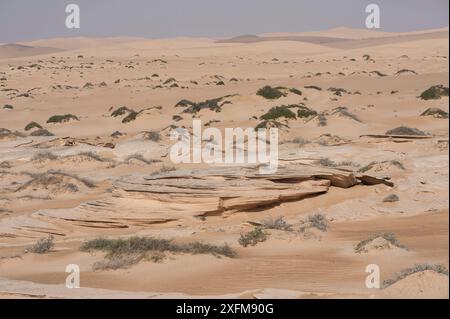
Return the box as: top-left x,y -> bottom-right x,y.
3,164 -> 385,238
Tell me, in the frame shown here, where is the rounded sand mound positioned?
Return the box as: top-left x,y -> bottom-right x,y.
382,270 -> 449,298
14,171 -> 94,199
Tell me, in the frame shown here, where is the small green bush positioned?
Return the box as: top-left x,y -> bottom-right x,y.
122,111 -> 138,123
260,106 -> 296,121
299,213 -> 328,232
81,236 -> 235,270
289,88 -> 302,96
238,227 -> 268,247
143,131 -> 161,142
419,85 -> 449,100
261,216 -> 292,231
385,126 -> 426,136
304,85 -> 322,91
26,235 -> 55,254
354,232 -> 406,253
297,105 -> 317,118
30,129 -> 54,136
383,264 -> 448,288
47,114 -> 79,124
24,121 -> 43,131
111,106 -> 133,117
256,86 -> 286,99
420,107 -> 448,118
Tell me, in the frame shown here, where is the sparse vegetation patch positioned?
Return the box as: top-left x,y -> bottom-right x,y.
80,236 -> 236,270
238,227 -> 268,247
385,126 -> 426,136
26,235 -> 55,254
256,86 -> 286,99
47,114 -> 79,124
24,121 -> 43,131
354,232 -> 406,253
299,213 -> 328,232
382,264 -> 448,288
419,85 -> 449,100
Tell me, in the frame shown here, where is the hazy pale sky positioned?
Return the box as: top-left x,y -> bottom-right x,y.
0,0 -> 448,42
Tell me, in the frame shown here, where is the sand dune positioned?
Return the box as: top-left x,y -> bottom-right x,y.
0,27 -> 448,298
0,44 -> 63,59
218,29 -> 449,50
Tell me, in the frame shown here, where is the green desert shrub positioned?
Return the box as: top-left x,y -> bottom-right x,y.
143,131 -> 161,142
111,106 -> 133,117
3,104 -> 13,109
261,216 -> 292,231
419,85 -> 449,100
304,85 -> 322,91
260,106 -> 296,121
30,128 -> 54,136
383,194 -> 399,202
256,86 -> 286,99
385,126 -> 426,136
289,88 -> 302,95
26,235 -> 55,254
354,232 -> 406,253
81,236 -> 235,270
174,99 -> 195,108
328,87 -> 348,96
24,121 -> 43,131
47,114 -> 79,124
255,120 -> 289,130
297,105 -> 317,118
420,107 -> 448,119
122,111 -> 138,123
383,264 -> 448,288
299,213 -> 328,232
238,227 -> 268,247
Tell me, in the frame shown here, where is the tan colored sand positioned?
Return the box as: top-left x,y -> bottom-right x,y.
0,27 -> 448,298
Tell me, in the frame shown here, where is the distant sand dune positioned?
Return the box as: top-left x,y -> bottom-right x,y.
0,44 -> 63,59
217,30 -> 449,50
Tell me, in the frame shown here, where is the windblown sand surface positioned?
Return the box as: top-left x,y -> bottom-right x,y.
0,27 -> 448,299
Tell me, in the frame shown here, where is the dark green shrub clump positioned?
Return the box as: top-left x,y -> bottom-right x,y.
255,120 -> 289,130
122,111 -> 138,123
420,107 -> 448,119
47,114 -> 79,124
260,106 -> 296,121
24,121 -> 43,131
143,131 -> 161,142
257,86 -> 286,99
304,85 -> 322,91
30,129 -> 54,136
289,88 -> 302,96
179,96 -> 234,114
385,126 -> 426,136
111,106 -> 133,117
419,85 -> 449,100
297,105 -> 317,118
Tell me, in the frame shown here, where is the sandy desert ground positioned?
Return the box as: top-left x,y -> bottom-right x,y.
0,27 -> 448,299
